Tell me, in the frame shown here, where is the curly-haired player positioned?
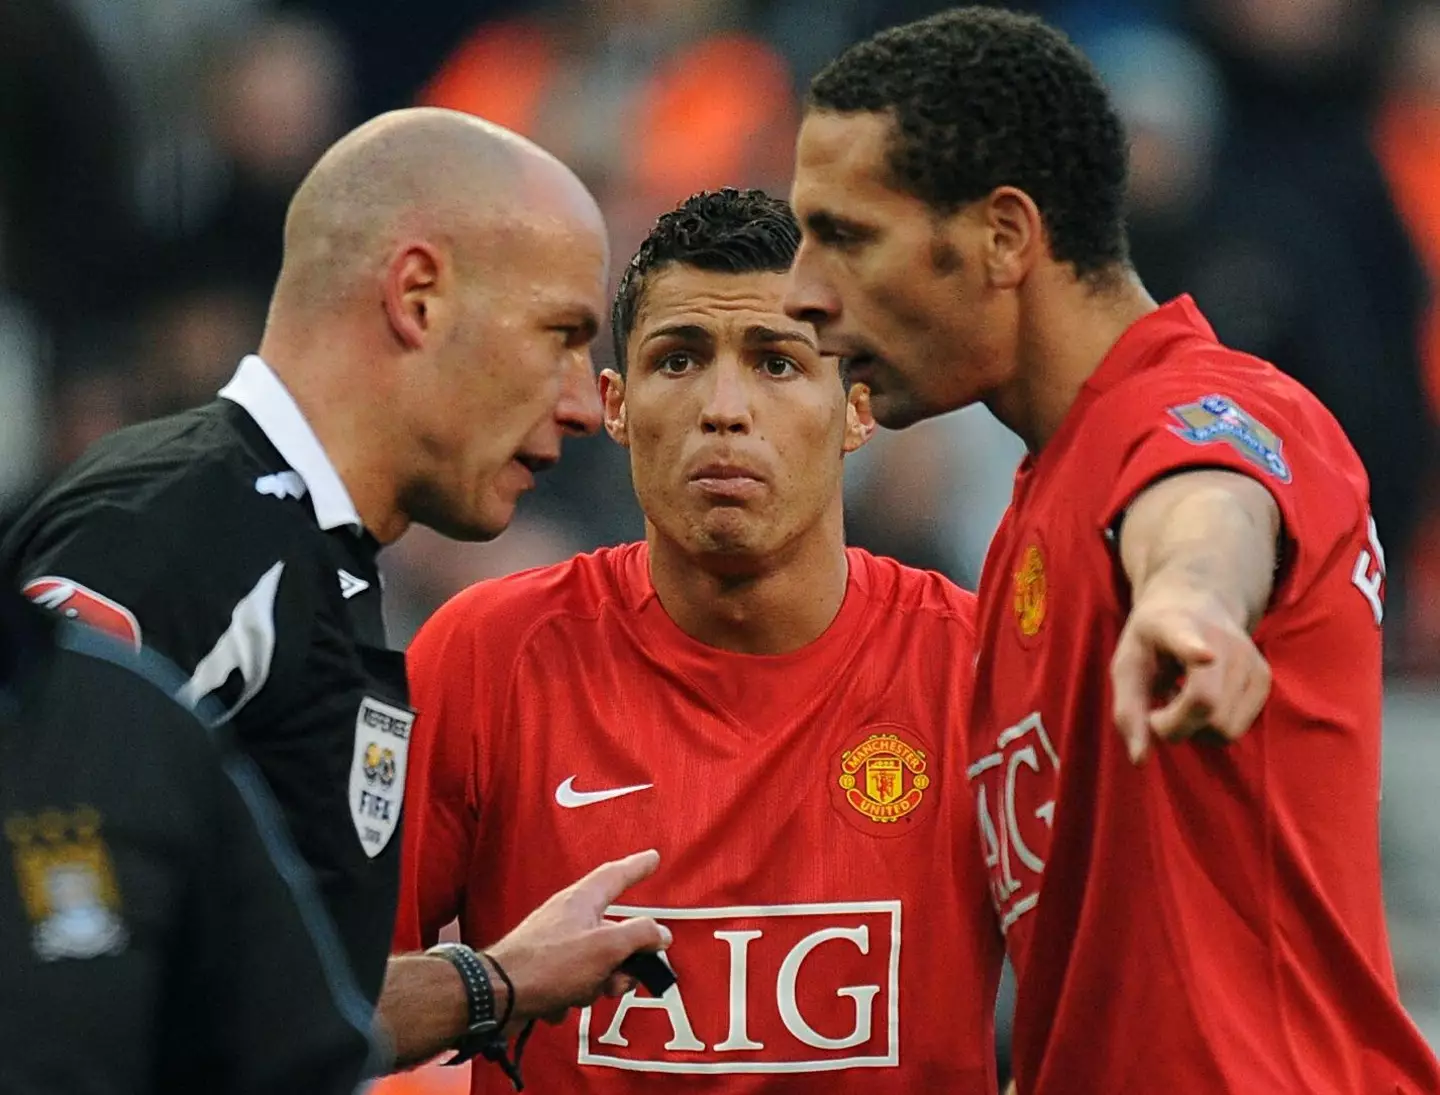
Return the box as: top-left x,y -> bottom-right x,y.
786,8 -> 1440,1094
394,188 -> 1006,1093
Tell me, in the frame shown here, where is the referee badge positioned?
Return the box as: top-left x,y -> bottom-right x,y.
348,696 -> 414,857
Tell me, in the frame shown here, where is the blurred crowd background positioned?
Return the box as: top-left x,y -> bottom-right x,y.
2,0 -> 1436,1081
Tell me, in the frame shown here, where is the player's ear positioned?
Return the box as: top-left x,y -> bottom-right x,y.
980,186 -> 1042,290
382,239 -> 444,350
600,369 -> 629,447
842,381 -> 877,454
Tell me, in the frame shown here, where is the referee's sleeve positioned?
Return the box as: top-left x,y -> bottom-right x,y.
11,503 -> 160,650
12,501 -> 296,723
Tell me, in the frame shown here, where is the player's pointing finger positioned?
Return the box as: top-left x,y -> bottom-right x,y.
1110,635 -> 1155,763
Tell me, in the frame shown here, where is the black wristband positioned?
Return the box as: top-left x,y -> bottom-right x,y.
426,943 -> 530,1091
428,942 -> 497,1031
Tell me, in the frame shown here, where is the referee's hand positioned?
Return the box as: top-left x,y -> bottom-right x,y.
487,849 -> 672,1024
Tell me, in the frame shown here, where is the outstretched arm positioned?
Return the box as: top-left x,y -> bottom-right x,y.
1110,469 -> 1281,763
377,850 -> 671,1070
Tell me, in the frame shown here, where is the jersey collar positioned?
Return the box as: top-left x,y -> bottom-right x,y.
219,355 -> 364,533
1082,294 -> 1218,396
1014,295 -> 1219,479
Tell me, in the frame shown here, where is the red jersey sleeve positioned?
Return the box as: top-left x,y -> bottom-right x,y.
393,589 -> 487,952
1096,362 -> 1370,606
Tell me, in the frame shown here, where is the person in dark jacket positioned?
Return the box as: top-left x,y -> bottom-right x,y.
0,586 -> 376,1094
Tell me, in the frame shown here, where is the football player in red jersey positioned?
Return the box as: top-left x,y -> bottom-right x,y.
393,188 -> 1005,1093
784,7 -> 1440,1094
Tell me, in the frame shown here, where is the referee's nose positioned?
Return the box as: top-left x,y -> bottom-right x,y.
558,349 -> 605,437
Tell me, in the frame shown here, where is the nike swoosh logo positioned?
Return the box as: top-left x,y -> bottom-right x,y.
554,776 -> 653,809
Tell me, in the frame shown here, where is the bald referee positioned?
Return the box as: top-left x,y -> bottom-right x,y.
2,109 -> 669,1081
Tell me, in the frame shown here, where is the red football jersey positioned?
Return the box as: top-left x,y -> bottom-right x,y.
970,296 -> 1440,1093
396,544 -> 1003,1093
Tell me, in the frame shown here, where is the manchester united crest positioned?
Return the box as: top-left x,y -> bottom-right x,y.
1013,543 -> 1046,638
838,733 -> 930,824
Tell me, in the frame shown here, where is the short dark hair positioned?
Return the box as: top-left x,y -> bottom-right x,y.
611,188 -> 800,370
808,6 -> 1129,277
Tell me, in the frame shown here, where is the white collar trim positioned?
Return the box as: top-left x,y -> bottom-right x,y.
219,355 -> 363,533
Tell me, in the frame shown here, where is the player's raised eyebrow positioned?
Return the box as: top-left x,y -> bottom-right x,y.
640,323 -> 714,345
744,325 -> 817,350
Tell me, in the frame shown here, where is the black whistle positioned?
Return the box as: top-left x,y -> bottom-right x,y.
618,952 -> 676,996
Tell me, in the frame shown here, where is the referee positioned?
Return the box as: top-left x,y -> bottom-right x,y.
1,108 -> 669,1078
0,586 -> 375,1093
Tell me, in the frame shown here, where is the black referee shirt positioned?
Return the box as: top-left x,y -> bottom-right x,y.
0,595 -> 374,1094
1,355 -> 411,1008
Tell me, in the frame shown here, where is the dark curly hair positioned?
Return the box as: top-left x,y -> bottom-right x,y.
611,188 -> 800,371
808,6 -> 1129,277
